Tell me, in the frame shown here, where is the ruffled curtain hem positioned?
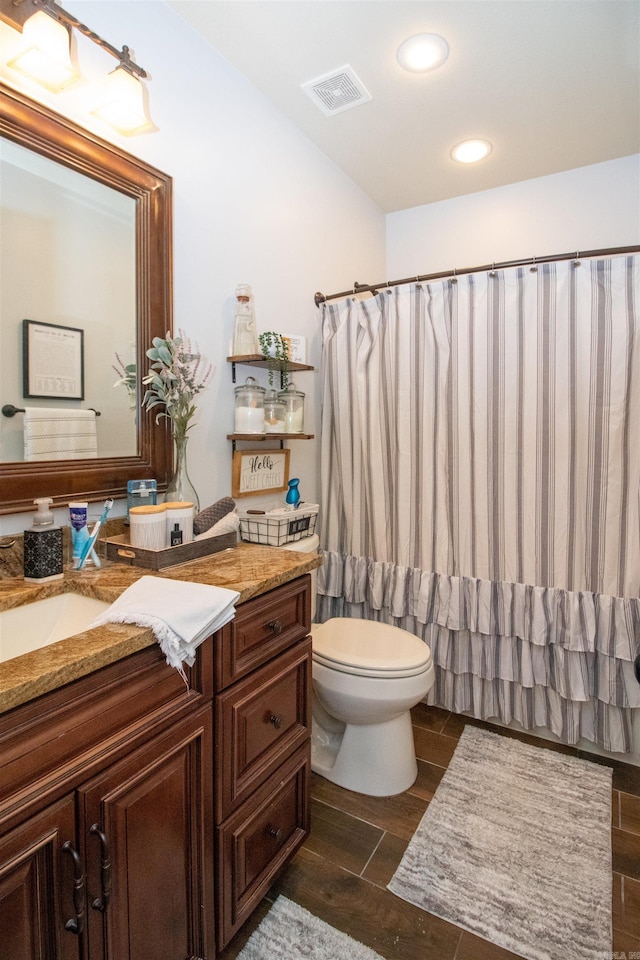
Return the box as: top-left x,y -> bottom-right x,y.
316,554 -> 640,754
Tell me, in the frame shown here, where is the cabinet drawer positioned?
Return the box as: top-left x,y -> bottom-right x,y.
216,745 -> 309,950
215,576 -> 310,690
215,638 -> 311,821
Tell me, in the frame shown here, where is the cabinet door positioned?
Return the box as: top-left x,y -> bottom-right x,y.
78,706 -> 214,960
0,795 -> 81,960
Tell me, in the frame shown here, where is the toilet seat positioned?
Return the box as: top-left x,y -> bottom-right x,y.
311,618 -> 432,679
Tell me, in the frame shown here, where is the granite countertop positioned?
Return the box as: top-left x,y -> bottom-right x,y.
0,541 -> 322,716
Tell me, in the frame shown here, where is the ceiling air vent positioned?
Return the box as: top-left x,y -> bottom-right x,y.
301,65 -> 372,117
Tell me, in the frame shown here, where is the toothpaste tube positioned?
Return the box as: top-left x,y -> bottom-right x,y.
69,501 -> 89,568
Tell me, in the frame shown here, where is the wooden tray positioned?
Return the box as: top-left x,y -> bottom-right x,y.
101,532 -> 237,570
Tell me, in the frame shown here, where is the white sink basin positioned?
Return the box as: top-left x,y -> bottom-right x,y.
0,593 -> 110,664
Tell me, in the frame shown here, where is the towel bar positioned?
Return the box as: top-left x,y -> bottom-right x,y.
2,404 -> 101,417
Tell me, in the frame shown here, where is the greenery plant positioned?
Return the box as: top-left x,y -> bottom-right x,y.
141,329 -> 212,439
258,331 -> 290,388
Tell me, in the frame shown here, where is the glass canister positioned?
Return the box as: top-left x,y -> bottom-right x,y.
263,389 -> 286,433
278,381 -> 305,433
231,283 -> 260,356
234,376 -> 266,433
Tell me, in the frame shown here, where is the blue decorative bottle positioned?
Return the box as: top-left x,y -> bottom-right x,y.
286,478 -> 301,508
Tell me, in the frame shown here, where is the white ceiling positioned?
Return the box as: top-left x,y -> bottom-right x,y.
169,0 -> 640,214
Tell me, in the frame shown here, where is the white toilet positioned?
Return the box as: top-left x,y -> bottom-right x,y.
281,535 -> 436,797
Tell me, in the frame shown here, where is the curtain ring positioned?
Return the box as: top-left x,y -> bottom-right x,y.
530,257 -> 537,273
573,251 -> 581,267
450,267 -> 458,284
489,262 -> 497,277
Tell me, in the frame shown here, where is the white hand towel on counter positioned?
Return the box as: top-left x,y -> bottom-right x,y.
88,575 -> 240,680
24,407 -> 97,461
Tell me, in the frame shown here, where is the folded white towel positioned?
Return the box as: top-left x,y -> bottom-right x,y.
89,575 -> 240,680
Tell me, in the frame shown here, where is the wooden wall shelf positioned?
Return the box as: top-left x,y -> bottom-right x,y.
227,355 -> 313,385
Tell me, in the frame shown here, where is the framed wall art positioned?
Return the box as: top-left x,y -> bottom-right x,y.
232,448 -> 290,498
23,318 -> 84,400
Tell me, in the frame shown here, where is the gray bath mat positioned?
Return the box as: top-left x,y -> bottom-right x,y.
388,725 -> 612,960
236,896 -> 384,960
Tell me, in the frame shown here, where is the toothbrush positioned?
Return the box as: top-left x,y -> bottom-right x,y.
77,498 -> 114,570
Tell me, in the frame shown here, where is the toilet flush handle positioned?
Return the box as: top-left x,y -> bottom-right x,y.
267,619 -> 283,636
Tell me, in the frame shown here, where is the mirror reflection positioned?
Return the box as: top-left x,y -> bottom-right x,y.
0,137 -> 137,463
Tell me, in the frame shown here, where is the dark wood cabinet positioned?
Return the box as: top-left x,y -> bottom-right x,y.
78,706 -> 214,960
0,795 -> 79,960
213,576 -> 312,951
0,571 -> 313,959
0,640 -> 214,960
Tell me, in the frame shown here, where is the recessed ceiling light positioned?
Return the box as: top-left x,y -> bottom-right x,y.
451,139 -> 493,163
396,34 -> 449,73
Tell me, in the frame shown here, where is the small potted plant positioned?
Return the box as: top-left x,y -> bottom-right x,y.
259,331 -> 290,388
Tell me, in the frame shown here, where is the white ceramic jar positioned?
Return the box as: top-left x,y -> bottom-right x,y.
129,504 -> 167,550
164,501 -> 194,545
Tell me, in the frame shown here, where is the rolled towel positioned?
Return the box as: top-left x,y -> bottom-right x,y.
194,511 -> 239,541
194,496 -> 236,536
89,575 -> 240,681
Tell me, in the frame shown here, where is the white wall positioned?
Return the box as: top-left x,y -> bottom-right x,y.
0,0 -> 385,534
386,155 -> 640,278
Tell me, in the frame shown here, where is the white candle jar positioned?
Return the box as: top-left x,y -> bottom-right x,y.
165,500 -> 194,545
278,382 -> 305,433
129,504 -> 167,550
234,376 -> 266,434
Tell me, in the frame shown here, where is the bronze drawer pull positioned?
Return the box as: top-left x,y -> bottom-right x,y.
89,823 -> 112,913
267,619 -> 283,636
269,714 -> 283,729
269,827 -> 283,841
62,841 -> 85,935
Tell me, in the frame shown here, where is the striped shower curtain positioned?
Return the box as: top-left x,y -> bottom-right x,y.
317,254 -> 640,753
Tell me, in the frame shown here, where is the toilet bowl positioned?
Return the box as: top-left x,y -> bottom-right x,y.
280,535 -> 436,797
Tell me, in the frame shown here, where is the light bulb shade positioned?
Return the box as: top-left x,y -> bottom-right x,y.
451,139 -> 493,163
7,10 -> 78,92
397,34 -> 449,73
91,67 -> 151,136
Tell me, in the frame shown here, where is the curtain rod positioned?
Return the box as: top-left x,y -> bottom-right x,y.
313,244 -> 640,306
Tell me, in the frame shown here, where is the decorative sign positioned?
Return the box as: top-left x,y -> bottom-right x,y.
232,448 -> 290,499
23,318 -> 84,400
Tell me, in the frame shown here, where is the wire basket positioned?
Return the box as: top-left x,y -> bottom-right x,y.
237,503 -> 318,546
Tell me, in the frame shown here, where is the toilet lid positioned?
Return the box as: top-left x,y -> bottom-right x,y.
311,618 -> 432,678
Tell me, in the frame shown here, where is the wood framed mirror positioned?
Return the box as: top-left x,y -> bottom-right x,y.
0,83 -> 172,514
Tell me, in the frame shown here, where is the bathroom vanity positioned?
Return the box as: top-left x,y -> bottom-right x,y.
0,543 -> 320,960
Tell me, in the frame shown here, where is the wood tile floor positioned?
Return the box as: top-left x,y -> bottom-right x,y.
220,705 -> 640,960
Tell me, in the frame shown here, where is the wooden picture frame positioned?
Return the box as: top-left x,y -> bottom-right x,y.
23,318 -> 84,400
232,448 -> 290,499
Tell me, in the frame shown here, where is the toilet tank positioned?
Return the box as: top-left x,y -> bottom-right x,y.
281,534 -> 319,620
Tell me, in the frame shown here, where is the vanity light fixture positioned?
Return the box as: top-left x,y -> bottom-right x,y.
91,63 -> 151,136
1,0 -> 153,135
7,8 -> 77,92
451,138 -> 493,163
396,33 -> 449,73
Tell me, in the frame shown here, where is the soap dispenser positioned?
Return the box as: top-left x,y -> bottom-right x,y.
23,498 -> 64,583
